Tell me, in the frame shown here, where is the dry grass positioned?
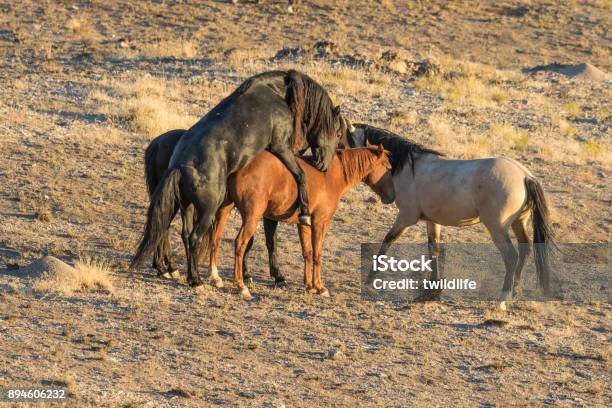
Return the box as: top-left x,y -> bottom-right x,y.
416,56 -> 513,110
89,74 -> 197,136
389,110 -> 418,127
139,40 -> 198,59
65,15 -> 101,46
34,258 -> 114,296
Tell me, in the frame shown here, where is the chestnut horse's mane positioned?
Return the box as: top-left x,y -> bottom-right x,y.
337,148 -> 385,184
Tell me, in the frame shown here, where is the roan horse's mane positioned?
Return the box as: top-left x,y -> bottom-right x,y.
337,148 -> 385,184
355,124 -> 443,175
222,70 -> 338,153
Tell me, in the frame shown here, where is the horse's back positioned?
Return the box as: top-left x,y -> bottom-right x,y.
408,156 -> 531,226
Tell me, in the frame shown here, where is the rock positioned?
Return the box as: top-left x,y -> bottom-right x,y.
19,256 -> 76,279
327,349 -> 344,360
522,62 -> 609,82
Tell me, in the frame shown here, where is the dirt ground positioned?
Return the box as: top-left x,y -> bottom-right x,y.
0,1 -> 610,407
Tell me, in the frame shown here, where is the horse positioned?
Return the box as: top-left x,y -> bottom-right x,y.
131,70 -> 346,287
348,124 -> 554,301
143,128 -> 286,286
207,146 -> 395,300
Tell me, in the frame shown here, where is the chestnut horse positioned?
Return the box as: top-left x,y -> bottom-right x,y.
204,146 -> 395,299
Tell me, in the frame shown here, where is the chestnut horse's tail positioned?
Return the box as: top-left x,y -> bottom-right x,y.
524,177 -> 555,294
131,168 -> 181,270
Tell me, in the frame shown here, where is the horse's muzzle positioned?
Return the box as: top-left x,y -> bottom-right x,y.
381,194 -> 395,204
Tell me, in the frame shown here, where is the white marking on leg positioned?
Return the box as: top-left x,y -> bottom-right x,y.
240,287 -> 252,300
209,265 -> 224,288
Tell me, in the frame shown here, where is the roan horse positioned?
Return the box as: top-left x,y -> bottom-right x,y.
349,124 -> 554,301
131,70 -> 345,287
206,146 -> 395,299
144,128 -> 286,286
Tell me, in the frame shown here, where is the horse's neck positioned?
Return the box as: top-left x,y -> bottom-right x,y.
409,153 -> 440,176
335,152 -> 377,196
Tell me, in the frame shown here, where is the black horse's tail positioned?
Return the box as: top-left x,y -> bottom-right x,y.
524,177 -> 554,294
131,168 -> 181,270
144,140 -> 159,198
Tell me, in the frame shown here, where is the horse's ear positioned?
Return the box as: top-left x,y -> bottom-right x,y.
333,104 -> 341,115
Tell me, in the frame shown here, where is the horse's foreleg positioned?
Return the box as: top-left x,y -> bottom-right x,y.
264,218 -> 285,287
297,224 -> 313,292
378,215 -> 413,256
269,147 -> 311,225
511,216 -> 531,297
367,214 -> 414,285
311,217 -> 330,297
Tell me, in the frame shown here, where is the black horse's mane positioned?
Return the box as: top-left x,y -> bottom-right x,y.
355,124 -> 443,175
224,70 -> 338,153
285,70 -> 337,152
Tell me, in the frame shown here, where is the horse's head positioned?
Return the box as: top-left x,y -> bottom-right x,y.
310,105 -> 345,172
346,121 -> 367,148
364,144 -> 395,204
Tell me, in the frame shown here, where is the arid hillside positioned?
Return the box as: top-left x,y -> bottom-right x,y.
0,1 -> 610,407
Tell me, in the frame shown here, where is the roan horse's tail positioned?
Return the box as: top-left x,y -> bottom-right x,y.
524,177 -> 554,294
130,168 -> 181,269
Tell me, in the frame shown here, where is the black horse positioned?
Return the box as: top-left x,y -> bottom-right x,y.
144,129 -> 286,286
131,70 -> 345,287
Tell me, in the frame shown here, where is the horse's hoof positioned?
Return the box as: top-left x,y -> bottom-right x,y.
169,270 -> 181,279
499,301 -> 507,311
210,278 -> 224,289
298,215 -> 311,226
189,279 -> 204,288
319,289 -> 330,297
240,287 -> 253,300
415,289 -> 441,302
274,277 -> 287,289
161,272 -> 172,279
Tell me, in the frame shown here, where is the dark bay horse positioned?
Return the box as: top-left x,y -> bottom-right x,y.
144,128 -> 285,286
349,124 -> 554,303
131,70 -> 345,287
209,146 -> 395,299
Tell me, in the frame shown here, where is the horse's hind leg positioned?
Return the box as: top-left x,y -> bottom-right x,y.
180,204 -> 195,283
264,218 -> 286,287
234,214 -> 260,300
511,215 -> 531,297
416,222 -> 444,301
206,203 -> 234,289
187,207 -> 218,288
485,223 -> 518,300
152,240 -> 169,278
